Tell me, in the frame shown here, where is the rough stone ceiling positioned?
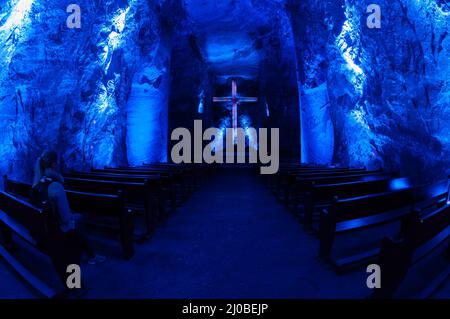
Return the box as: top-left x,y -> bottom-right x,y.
184,0 -> 285,80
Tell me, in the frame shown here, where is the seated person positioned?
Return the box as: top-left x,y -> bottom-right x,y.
32,150 -> 105,265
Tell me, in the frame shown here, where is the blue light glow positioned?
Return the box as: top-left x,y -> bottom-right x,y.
198,90 -> 205,114
350,107 -> 371,131
209,118 -> 229,152
447,180 -> 450,205
99,3 -> 135,73
335,5 -> 366,95
0,0 -> 33,34
265,100 -> 270,117
389,178 -> 411,191
126,65 -> 169,165
239,115 -> 258,150
0,0 -> 34,64
300,83 -> 334,164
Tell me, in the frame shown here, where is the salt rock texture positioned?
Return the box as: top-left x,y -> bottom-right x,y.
0,0 -> 180,180
288,0 -> 449,182
0,0 -> 448,183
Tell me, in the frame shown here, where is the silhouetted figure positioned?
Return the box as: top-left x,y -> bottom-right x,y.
32,151 -> 105,288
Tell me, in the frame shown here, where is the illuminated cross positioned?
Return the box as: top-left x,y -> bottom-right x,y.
213,79 -> 258,137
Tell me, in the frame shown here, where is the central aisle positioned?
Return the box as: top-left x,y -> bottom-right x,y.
84,167 -> 366,298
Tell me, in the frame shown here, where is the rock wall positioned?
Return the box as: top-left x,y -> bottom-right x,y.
0,0 -> 179,181
288,0 -> 450,182
257,1 -> 301,160
1,0 -> 448,182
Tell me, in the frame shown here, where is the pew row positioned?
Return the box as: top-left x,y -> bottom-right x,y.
303,178 -> 396,231
96,167 -> 190,203
63,177 -> 160,237
374,204 -> 450,298
3,177 -> 135,259
319,185 -> 449,271
0,192 -> 59,298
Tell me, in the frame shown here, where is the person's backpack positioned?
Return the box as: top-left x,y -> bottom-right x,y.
30,177 -> 63,238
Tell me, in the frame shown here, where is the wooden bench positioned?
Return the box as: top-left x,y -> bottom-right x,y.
286,171 -> 394,208
99,167 -> 190,202
63,177 -> 159,237
413,180 -> 449,213
65,171 -> 171,214
0,192 -> 74,298
161,164 -> 199,191
290,172 -> 393,202
303,178 -> 395,231
271,168 -> 367,196
140,163 -> 197,180
99,167 -> 184,201
277,169 -> 379,203
3,178 -> 135,259
271,165 -> 357,188
3,175 -> 31,198
285,169 -> 382,191
88,169 -> 178,208
267,165 -> 347,188
374,204 -> 450,298
65,190 -> 134,259
142,164 -> 199,193
319,189 -> 415,269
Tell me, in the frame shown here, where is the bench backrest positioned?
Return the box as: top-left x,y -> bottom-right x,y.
294,170 -> 382,179
64,177 -> 149,203
333,189 -> 415,222
65,172 -> 160,184
311,179 -> 392,202
404,205 -> 450,250
94,168 -> 176,178
374,203 -> 450,298
131,165 -> 192,173
3,175 -> 31,199
297,173 -> 393,190
279,165 -> 353,170
281,167 -> 354,172
285,168 -> 366,175
3,178 -> 126,218
66,190 -> 124,218
0,191 -> 49,241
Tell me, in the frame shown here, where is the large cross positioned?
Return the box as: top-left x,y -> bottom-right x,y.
213,79 -> 258,135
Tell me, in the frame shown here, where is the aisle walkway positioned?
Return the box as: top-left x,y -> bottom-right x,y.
83,168 -> 367,298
